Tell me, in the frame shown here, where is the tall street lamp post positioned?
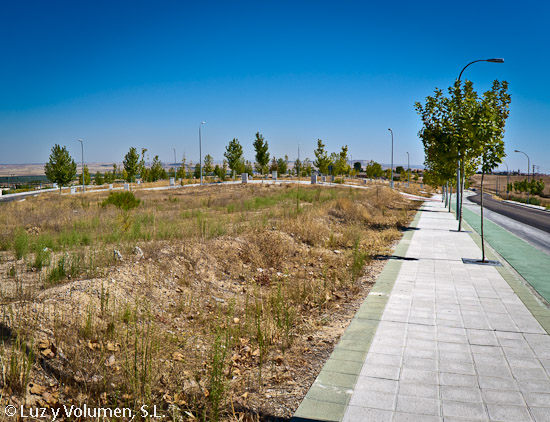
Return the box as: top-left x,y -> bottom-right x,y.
199,122 -> 205,186
78,139 -> 85,193
388,129 -> 394,188
456,58 -> 504,224
406,151 -> 410,187
503,161 -> 509,197
514,149 -> 530,204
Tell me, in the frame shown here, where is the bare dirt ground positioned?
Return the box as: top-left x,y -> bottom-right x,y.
0,184 -> 420,421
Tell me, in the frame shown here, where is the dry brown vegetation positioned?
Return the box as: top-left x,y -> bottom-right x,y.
0,184 -> 419,421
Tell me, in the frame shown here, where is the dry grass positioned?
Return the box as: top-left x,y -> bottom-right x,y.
0,184 -> 419,421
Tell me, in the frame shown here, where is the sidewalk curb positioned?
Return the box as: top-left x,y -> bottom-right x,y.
291,209 -> 422,422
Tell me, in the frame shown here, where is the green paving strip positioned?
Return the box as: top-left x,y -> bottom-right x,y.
291,208 -> 421,422
455,201 -> 550,334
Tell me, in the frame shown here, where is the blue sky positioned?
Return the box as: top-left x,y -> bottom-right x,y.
0,0 -> 548,174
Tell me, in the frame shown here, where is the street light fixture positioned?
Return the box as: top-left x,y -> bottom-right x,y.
514,149 -> 530,204
199,122 -> 206,186
458,58 -> 504,81
78,139 -> 84,193
388,129 -> 394,188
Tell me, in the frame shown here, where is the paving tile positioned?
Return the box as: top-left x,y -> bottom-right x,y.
439,372 -> 478,388
315,370 -> 358,389
392,412 -> 440,422
400,368 -> 438,384
475,362 -> 513,378
511,366 -> 549,381
353,376 -> 397,394
294,397 -> 347,421
348,389 -> 395,410
517,380 -> 550,393
486,404 -> 532,422
323,359 -> 363,376
342,405 -> 393,422
530,407 -> 550,422
402,356 -> 438,372
507,356 -> 544,369
365,352 -> 402,367
438,350 -> 473,363
441,400 -> 487,420
503,346 -> 537,358
398,382 -> 438,399
523,392 -> 550,407
360,363 -> 400,380
478,376 -> 519,391
439,361 -> 476,375
440,385 -> 482,402
306,384 -> 353,405
395,395 -> 439,416
481,389 -> 525,405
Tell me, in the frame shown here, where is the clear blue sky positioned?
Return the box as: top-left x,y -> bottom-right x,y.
1,0 -> 548,174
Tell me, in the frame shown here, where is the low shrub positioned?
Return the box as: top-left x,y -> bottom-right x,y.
101,191 -> 141,211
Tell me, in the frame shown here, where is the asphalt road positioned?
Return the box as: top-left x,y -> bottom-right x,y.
467,193 -> 550,234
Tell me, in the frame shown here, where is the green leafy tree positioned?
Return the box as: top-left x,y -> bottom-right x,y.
194,163 -> 201,179
123,147 -> 140,182
44,144 -> 77,193
224,138 -> 245,176
313,139 -> 332,174
472,80 -> 511,261
104,170 -> 114,184
94,172 -> 104,185
214,164 -> 225,180
253,132 -> 270,175
244,160 -> 254,177
332,145 -> 350,176
203,154 -> 214,175
354,162 -> 362,173
365,161 -> 383,178
149,155 -> 165,181
138,148 -> 148,179
269,157 -> 278,173
302,158 -> 313,176
294,158 -> 302,176
277,156 -> 288,175
78,165 -> 91,185
415,88 -> 461,209
396,166 -> 405,175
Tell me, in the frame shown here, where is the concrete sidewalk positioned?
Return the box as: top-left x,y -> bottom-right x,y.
293,198 -> 550,422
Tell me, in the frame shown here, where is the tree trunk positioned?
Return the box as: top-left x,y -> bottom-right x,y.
480,171 -> 486,262
458,160 -> 465,232
449,184 -> 452,212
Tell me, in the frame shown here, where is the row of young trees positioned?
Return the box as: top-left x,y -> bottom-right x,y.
508,179 -> 545,196
416,79 -> 511,261
44,132 -> 399,189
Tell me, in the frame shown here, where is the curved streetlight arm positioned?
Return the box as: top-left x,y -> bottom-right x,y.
514,150 -> 530,181
458,58 -> 504,81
